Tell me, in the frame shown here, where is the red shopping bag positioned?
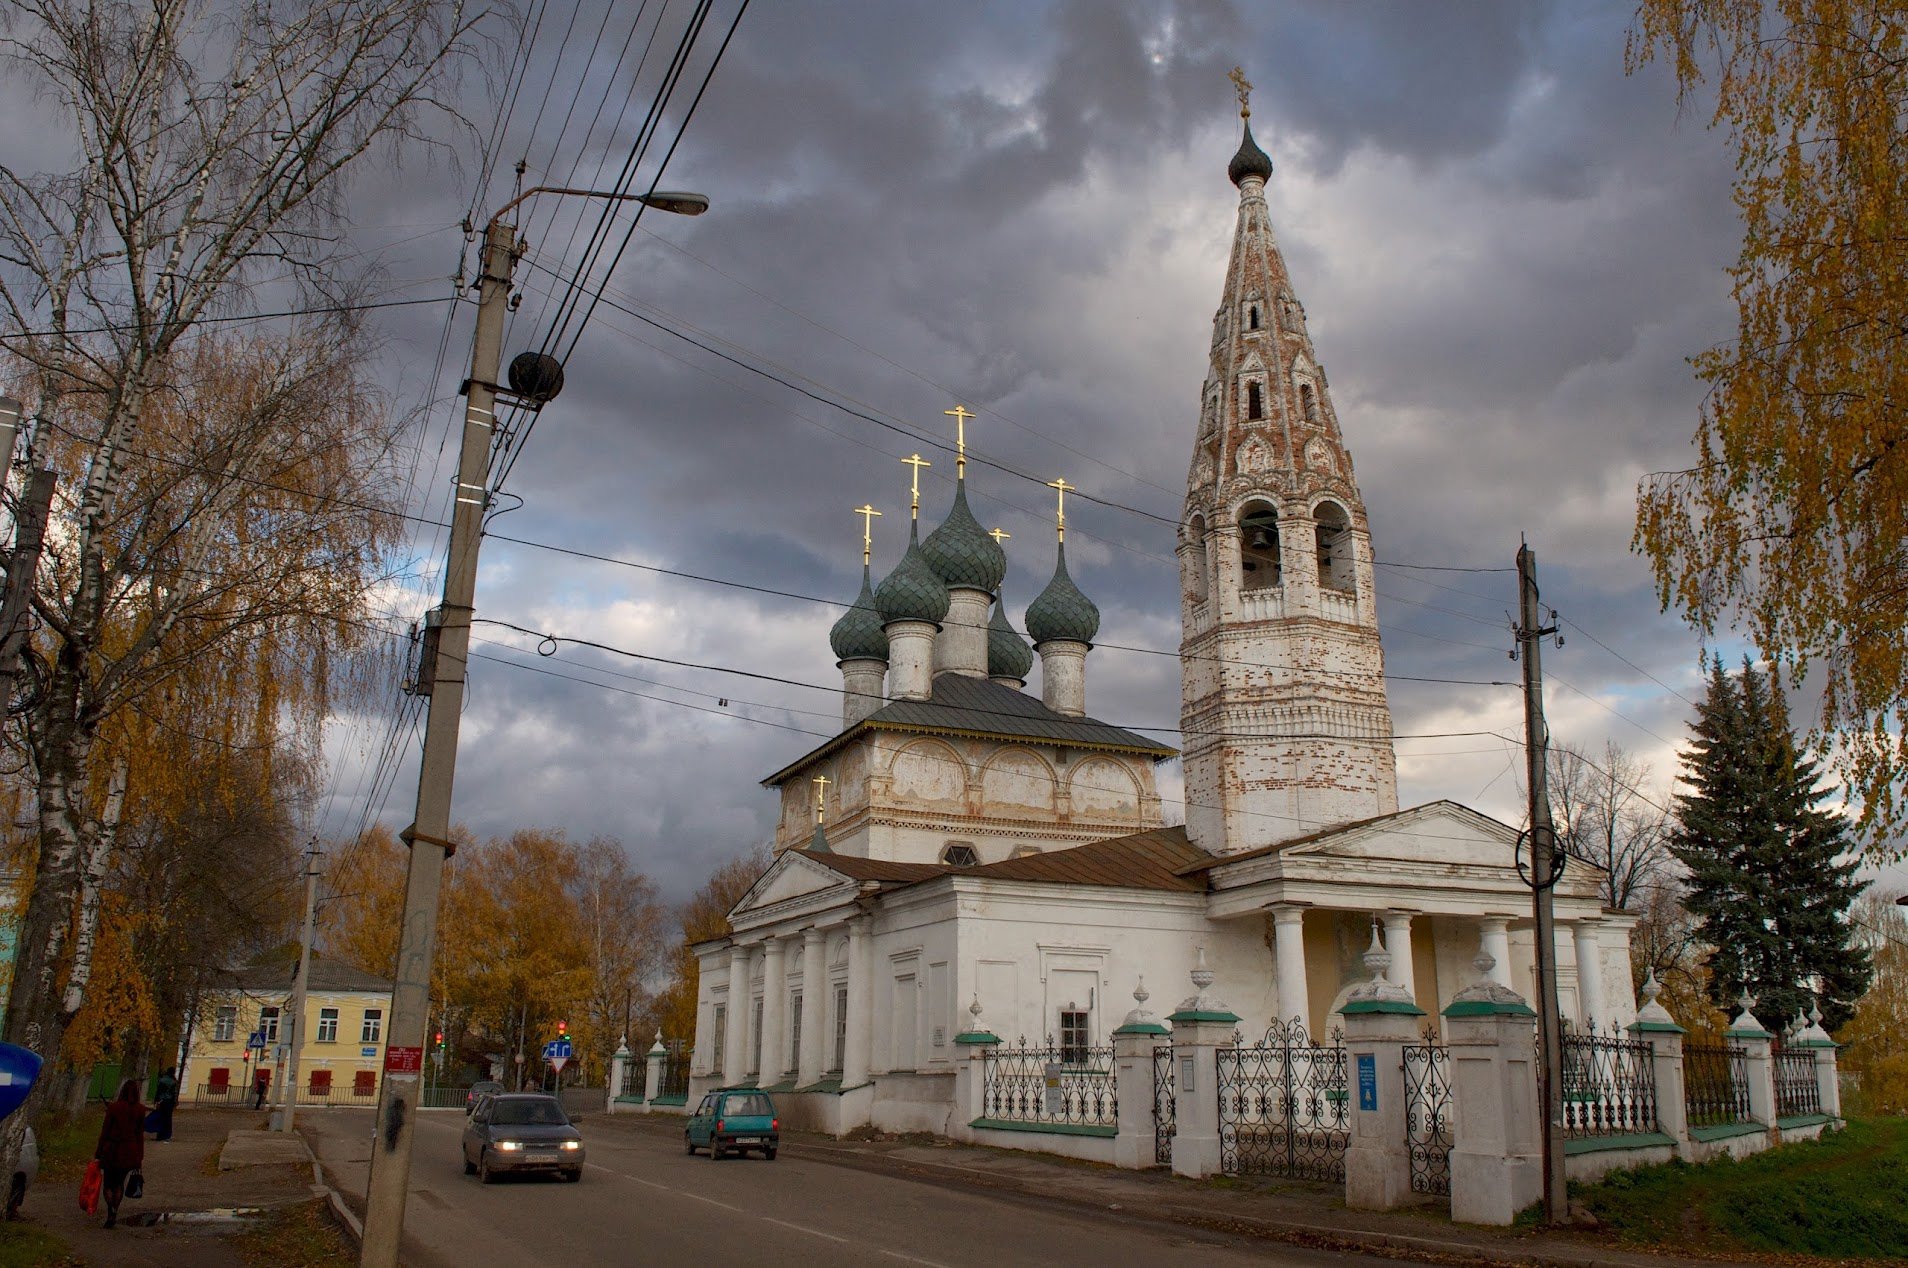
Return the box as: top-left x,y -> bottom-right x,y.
78,1159 -> 101,1214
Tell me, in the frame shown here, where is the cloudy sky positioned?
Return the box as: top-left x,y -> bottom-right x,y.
296,0 -> 1906,902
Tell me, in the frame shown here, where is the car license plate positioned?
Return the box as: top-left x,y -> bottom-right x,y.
733,1137 -> 761,1144
525,1153 -> 558,1163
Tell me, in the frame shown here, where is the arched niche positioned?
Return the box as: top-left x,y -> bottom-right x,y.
980,747 -> 1057,816
1314,500 -> 1355,593
888,738 -> 967,807
1070,757 -> 1139,821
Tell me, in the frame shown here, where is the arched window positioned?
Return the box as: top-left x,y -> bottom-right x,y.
1247,381 -> 1263,421
1248,304 -> 1261,331
941,842 -> 979,867
1239,506 -> 1281,591
1315,502 -> 1354,593
1300,382 -> 1320,424
1185,515 -> 1209,604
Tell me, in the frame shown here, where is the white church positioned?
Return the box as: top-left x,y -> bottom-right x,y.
687,104 -> 1637,1136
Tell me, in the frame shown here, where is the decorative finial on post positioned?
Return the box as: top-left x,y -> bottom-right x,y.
1228,65 -> 1253,119
1134,978 -> 1149,1008
1046,477 -> 1075,543
854,503 -> 882,566
1362,922 -> 1393,984
1472,950 -> 1497,983
902,453 -> 932,520
1190,947 -> 1215,992
944,404 -> 975,479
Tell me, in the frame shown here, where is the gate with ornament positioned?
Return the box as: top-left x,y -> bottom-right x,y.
1402,1033 -> 1452,1197
1152,1044 -> 1175,1165
1216,1020 -> 1349,1181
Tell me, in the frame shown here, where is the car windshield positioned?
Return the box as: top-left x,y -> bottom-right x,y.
722,1094 -> 773,1117
490,1099 -> 567,1126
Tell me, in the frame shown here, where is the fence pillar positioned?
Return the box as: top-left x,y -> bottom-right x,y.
1627,971 -> 1688,1156
607,1037 -> 633,1113
1167,950 -> 1239,1179
1726,994 -> 1776,1127
645,1034 -> 667,1102
1443,952 -> 1541,1226
1112,981 -> 1169,1170
1342,926 -> 1424,1212
953,996 -> 1000,1131
1793,1004 -> 1841,1120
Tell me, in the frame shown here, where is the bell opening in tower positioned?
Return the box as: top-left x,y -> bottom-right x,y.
1314,501 -> 1354,593
1239,506 -> 1281,590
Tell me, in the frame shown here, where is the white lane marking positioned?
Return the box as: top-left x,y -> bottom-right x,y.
582,1162 -> 949,1266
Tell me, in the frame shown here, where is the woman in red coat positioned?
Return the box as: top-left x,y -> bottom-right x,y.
94,1079 -> 146,1228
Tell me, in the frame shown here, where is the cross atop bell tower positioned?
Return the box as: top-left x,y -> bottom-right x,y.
1178,79 -> 1398,855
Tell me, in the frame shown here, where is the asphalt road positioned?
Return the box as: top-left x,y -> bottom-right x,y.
304,1110 -> 1394,1267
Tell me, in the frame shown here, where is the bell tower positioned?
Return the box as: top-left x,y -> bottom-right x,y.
1179,73 -> 1398,855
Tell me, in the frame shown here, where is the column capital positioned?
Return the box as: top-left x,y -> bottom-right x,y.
1381,909 -> 1417,927
1477,914 -> 1513,932
1268,902 -> 1308,926
801,925 -> 826,947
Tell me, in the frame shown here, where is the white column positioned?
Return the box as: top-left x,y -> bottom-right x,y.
1037,639 -> 1088,716
884,620 -> 936,701
1382,910 -> 1417,1003
798,927 -> 827,1086
843,916 -> 874,1088
722,945 -> 750,1079
1478,917 -> 1514,990
759,936 -> 788,1081
1270,905 -> 1310,1033
1572,919 -> 1605,1029
936,588 -> 990,678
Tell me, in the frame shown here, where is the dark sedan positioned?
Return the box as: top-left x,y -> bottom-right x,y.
461,1093 -> 585,1183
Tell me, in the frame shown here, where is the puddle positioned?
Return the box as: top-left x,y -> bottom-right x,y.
123,1206 -> 266,1229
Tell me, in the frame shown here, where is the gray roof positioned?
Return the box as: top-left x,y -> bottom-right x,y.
217,951 -> 394,995
764,673 -> 1175,787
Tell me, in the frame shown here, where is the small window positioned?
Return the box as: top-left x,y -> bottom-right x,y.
360,1009 -> 383,1045
1240,509 -> 1282,591
213,1005 -> 237,1043
941,842 -> 979,867
317,1008 -> 339,1043
832,987 -> 848,1073
1059,1009 -> 1091,1066
712,1003 -> 728,1073
259,1006 -> 281,1042
1247,381 -> 1263,421
789,994 -> 803,1073
1300,382 -> 1319,423
1248,304 -> 1261,331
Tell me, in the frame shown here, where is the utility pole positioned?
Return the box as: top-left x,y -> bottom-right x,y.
358,217 -> 517,1266
276,844 -> 322,1132
1515,541 -> 1567,1222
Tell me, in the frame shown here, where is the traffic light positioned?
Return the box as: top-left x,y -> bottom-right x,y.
434,1031 -> 445,1048
556,1020 -> 567,1037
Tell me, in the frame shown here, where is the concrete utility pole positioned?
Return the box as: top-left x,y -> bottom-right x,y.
275,844 -> 322,1132
1515,542 -> 1567,1222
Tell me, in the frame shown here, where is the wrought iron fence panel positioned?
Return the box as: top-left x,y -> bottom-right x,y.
1772,1043 -> 1822,1119
1216,1023 -> 1349,1182
659,1051 -> 691,1100
1559,1030 -> 1658,1138
1683,1040 -> 1751,1128
1153,1044 -> 1176,1166
1403,1042 -> 1452,1196
980,1037 -> 1118,1128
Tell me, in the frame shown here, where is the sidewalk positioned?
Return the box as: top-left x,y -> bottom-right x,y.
29,1107 -> 331,1266
601,1113 -> 1716,1268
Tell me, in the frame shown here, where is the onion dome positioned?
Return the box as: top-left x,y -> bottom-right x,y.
919,478 -> 1007,593
874,524 -> 950,626
1025,542 -> 1100,645
1228,119 -> 1273,187
829,565 -> 889,662
987,593 -> 1034,680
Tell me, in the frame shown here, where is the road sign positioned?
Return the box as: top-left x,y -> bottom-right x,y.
384,1045 -> 424,1076
247,1030 -> 266,1053
541,1037 -> 573,1074
0,1044 -> 42,1123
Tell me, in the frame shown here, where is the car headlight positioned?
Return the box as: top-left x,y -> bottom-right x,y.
495,1141 -> 522,1152
560,1140 -> 581,1150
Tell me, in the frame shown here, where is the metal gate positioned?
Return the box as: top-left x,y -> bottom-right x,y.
1216,1020 -> 1348,1181
1152,1045 -> 1175,1166
1403,1039 -> 1452,1196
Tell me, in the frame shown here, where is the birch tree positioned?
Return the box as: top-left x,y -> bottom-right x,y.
0,0 -> 484,1162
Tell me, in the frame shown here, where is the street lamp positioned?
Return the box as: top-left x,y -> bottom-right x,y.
358,184 -> 707,1268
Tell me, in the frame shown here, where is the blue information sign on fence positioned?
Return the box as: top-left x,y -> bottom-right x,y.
1356,1053 -> 1377,1112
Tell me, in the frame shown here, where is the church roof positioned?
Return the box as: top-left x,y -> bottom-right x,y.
1228,118 -> 1274,186
961,826 -> 1209,891
987,595 -> 1034,679
919,478 -> 1006,593
761,673 -> 1174,788
829,565 -> 889,662
787,851 -> 950,885
1025,542 -> 1100,645
874,523 -> 951,626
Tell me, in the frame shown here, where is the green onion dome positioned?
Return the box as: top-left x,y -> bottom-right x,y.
1228,119 -> 1273,187
829,565 -> 889,662
874,524 -> 950,626
987,593 -> 1034,680
1025,542 -> 1100,645
919,478 -> 1007,593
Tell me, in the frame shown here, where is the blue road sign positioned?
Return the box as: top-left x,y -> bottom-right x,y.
541,1037 -> 574,1061
247,1030 -> 266,1052
0,1044 -> 42,1123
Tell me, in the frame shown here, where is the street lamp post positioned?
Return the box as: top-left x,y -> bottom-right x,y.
357,185 -> 706,1268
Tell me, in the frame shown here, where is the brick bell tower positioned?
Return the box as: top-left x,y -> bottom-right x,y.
1179,73 -> 1398,856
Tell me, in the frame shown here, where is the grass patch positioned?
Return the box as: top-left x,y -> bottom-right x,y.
0,1222 -> 77,1267
31,1110 -> 101,1185
231,1199 -> 354,1267
1575,1117 -> 1908,1261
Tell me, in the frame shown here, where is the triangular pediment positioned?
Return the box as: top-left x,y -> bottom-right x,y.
729,850 -> 857,920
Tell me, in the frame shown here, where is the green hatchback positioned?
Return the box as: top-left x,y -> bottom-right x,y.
685,1089 -> 779,1161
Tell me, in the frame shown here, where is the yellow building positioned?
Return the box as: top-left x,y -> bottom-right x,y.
184,952 -> 394,1104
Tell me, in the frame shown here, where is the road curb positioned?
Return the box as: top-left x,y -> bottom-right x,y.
311,1157 -> 363,1244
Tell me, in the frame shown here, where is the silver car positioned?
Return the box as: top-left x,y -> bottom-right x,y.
461,1094 -> 583,1183
6,1126 -> 37,1219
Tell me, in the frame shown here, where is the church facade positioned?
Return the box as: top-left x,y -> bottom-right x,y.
686,109 -> 1636,1138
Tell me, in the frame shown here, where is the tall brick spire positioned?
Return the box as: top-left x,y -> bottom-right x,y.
1177,105 -> 1398,855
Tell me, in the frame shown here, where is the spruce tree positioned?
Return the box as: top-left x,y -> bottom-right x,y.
1669,658 -> 1872,1030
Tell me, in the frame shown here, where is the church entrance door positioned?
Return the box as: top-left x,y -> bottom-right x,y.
1216,1020 -> 1349,1182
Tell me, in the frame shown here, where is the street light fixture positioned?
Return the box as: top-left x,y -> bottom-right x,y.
358,184 -> 708,1268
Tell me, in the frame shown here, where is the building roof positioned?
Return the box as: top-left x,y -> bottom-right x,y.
794,826 -> 1211,896
763,673 -> 1175,787
788,850 -> 951,885
1024,541 -> 1100,646
215,950 -> 394,995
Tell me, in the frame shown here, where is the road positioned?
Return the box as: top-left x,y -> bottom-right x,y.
304,1109 -> 1394,1267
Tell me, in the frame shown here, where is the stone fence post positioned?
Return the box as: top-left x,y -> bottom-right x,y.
1627,971 -> 1689,1156
1112,981 -> 1169,1170
607,1037 -> 633,1113
1167,950 -> 1239,1180
1726,994 -> 1776,1127
953,996 -> 1001,1132
1341,928 -> 1424,1212
1792,1004 -> 1842,1120
645,1034 -> 667,1102
1442,955 -> 1541,1227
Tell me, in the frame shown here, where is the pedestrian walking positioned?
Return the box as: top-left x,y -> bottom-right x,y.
93,1079 -> 145,1229
251,1067 -> 270,1111
150,1067 -> 178,1142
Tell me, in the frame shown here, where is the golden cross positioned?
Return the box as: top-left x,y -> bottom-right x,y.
901,453 -> 932,518
1228,66 -> 1253,119
854,504 -> 882,566
812,774 -> 830,822
988,527 -> 1010,547
944,404 -> 975,477
1047,477 -> 1075,542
